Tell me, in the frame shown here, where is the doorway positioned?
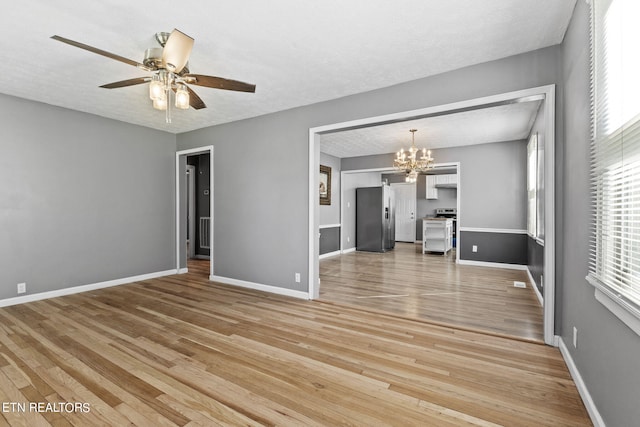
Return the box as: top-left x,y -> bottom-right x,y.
391,182 -> 416,243
186,165 -> 196,259
176,146 -> 214,279
309,85 -> 556,345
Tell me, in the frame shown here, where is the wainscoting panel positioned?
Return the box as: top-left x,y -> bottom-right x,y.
319,226 -> 340,255
459,230 -> 527,265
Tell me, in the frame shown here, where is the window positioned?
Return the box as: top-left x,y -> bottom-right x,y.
527,133 -> 538,237
588,0 -> 640,333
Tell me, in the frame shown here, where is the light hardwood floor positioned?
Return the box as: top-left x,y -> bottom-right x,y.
320,243 -> 544,341
0,267 -> 590,426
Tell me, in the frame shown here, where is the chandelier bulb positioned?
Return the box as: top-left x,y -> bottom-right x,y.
175,84 -> 190,110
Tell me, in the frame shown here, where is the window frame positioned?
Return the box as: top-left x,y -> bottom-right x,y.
527,133 -> 538,238
588,0 -> 640,335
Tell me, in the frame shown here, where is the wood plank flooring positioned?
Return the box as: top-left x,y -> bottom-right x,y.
0,267 -> 590,426
320,243 -> 544,341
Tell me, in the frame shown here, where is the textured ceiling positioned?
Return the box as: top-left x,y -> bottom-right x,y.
320,100 -> 543,158
0,0 -> 575,134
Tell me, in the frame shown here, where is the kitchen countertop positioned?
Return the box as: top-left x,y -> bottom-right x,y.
422,217 -> 452,221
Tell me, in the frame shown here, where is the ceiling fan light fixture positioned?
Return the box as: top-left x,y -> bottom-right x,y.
175,84 -> 190,109
152,92 -> 167,110
51,29 -> 256,122
149,74 -> 164,100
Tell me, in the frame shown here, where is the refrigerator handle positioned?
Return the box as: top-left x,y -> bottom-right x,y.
385,207 -> 389,219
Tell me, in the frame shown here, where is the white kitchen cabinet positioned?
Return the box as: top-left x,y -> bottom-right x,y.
423,218 -> 453,255
435,174 -> 458,188
425,175 -> 438,199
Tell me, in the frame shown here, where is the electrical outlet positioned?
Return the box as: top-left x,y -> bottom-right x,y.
472,245 -> 478,253
573,327 -> 578,348
295,273 -> 301,283
17,283 -> 26,294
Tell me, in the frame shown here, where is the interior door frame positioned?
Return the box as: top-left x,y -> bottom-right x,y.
176,145 -> 214,279
309,85 -> 556,346
186,164 -> 196,260
390,182 -> 417,243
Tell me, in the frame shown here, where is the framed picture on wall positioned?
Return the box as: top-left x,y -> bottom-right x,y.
320,165 -> 331,205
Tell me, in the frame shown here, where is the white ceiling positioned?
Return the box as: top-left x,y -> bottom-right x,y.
0,0 -> 575,134
320,100 -> 543,158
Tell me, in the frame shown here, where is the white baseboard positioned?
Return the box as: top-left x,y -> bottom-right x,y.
456,259 -> 528,271
319,250 -> 341,260
558,337 -> 605,427
210,275 -> 310,300
177,268 -> 189,274
0,269 -> 179,308
342,247 -> 356,254
526,268 -> 544,306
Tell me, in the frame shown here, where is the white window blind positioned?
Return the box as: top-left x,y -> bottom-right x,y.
588,0 -> 640,320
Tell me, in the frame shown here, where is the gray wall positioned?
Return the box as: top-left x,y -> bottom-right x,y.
561,1 -> 640,425
177,44 -> 560,292
344,140 -> 527,230
319,152 -> 341,226
0,93 -> 177,300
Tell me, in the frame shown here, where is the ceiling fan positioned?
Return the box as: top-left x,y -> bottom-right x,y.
51,29 -> 255,122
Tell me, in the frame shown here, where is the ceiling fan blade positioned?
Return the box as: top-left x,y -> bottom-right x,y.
184,74 -> 256,93
185,86 -> 206,110
162,29 -> 193,73
100,77 -> 150,89
51,35 -> 152,71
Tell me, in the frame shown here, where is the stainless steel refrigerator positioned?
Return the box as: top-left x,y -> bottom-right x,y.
356,185 -> 395,252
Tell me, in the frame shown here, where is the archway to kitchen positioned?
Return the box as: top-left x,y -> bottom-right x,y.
308,85 -> 555,345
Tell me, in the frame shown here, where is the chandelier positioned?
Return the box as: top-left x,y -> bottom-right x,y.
393,129 -> 434,183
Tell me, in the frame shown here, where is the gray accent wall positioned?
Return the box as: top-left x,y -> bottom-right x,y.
561,1 -> 640,425
459,231 -> 527,265
0,93 -> 177,300
177,44 -> 560,293
528,237 -> 544,295
319,226 -> 340,255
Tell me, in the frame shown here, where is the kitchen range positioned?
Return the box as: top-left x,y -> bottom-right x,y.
435,207 -> 457,247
